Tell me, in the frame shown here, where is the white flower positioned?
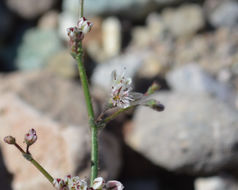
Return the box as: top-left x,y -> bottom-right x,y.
93,177 -> 105,190
67,176 -> 87,190
24,128 -> 37,146
53,178 -> 68,190
110,70 -> 134,108
77,17 -> 93,34
106,180 -> 124,190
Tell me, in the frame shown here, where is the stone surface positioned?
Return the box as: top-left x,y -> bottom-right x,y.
91,50 -> 148,90
125,91 -> 238,175
46,50 -> 77,78
205,0 -> 238,28
0,71 -> 96,126
38,11 -> 59,30
166,64 -> 235,103
6,0 -> 57,19
0,93 -> 121,190
62,0 -> 180,20
162,4 -> 204,37
195,175 -> 238,190
102,17 -> 121,59
16,28 -> 63,71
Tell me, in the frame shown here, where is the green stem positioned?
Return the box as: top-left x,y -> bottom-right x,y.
76,54 -> 98,184
103,106 -> 133,124
23,153 -> 54,183
77,1 -> 98,184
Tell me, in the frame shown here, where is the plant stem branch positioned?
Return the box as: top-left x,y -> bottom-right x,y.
77,1 -> 98,185
103,106 -> 133,124
23,153 -> 54,183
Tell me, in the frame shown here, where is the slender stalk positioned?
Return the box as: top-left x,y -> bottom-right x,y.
14,142 -> 54,184
26,155 -> 54,183
103,106 -> 133,124
77,0 -> 98,185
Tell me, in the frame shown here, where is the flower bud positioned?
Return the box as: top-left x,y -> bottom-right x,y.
93,177 -> 105,190
24,128 -> 37,146
106,180 -> 124,190
77,17 -> 93,34
4,136 -> 16,144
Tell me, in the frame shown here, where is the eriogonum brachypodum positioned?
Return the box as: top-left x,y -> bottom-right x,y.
24,128 -> 37,146
110,69 -> 142,109
66,17 -> 93,56
53,176 -> 123,190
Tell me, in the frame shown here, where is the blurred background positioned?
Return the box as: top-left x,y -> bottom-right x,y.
0,0 -> 238,189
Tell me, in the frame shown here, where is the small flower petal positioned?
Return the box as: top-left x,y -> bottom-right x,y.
106,180 -> 124,190
93,177 -> 105,190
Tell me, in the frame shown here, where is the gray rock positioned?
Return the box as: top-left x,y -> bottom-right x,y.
166,64 -> 235,103
195,175 -> 238,190
0,71 -> 98,126
125,91 -> 238,175
62,0 -> 180,19
162,4 -> 204,37
6,0 -> 57,19
91,50 -> 147,90
206,0 -> 238,28
16,28 -> 63,71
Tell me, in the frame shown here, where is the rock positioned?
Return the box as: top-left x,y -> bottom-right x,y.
91,50 -> 148,90
16,28 -> 63,71
46,50 -> 77,78
38,11 -> 59,30
61,0 -> 181,20
166,64 -> 235,103
102,17 -> 121,59
0,71 -> 97,126
162,4 -> 204,37
195,175 -> 238,190
0,93 -> 121,190
125,91 -> 238,175
6,0 -> 57,19
205,0 -> 238,28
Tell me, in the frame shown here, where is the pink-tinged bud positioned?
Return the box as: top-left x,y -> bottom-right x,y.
93,177 -> 105,190
24,128 -> 37,146
4,136 -> 16,144
106,180 -> 124,190
77,17 -> 93,34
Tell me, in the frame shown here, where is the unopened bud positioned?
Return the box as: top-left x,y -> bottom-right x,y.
4,136 -> 16,144
143,99 -> 164,112
93,177 -> 105,190
77,17 -> 93,34
106,180 -> 124,190
24,128 -> 37,146
145,82 -> 160,96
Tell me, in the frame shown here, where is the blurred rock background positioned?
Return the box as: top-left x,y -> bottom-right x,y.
0,0 -> 238,189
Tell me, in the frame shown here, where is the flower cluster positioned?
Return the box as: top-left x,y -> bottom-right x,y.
110,70 -> 138,108
24,128 -> 37,146
67,17 -> 93,55
53,176 -> 124,190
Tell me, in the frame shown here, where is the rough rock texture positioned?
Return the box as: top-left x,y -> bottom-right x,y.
166,64 -> 235,104
6,0 -> 57,19
0,71 -> 97,127
195,175 -> 238,190
162,4 -> 204,37
205,0 -> 238,28
0,93 -> 121,190
125,91 -> 238,175
16,29 -> 63,71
